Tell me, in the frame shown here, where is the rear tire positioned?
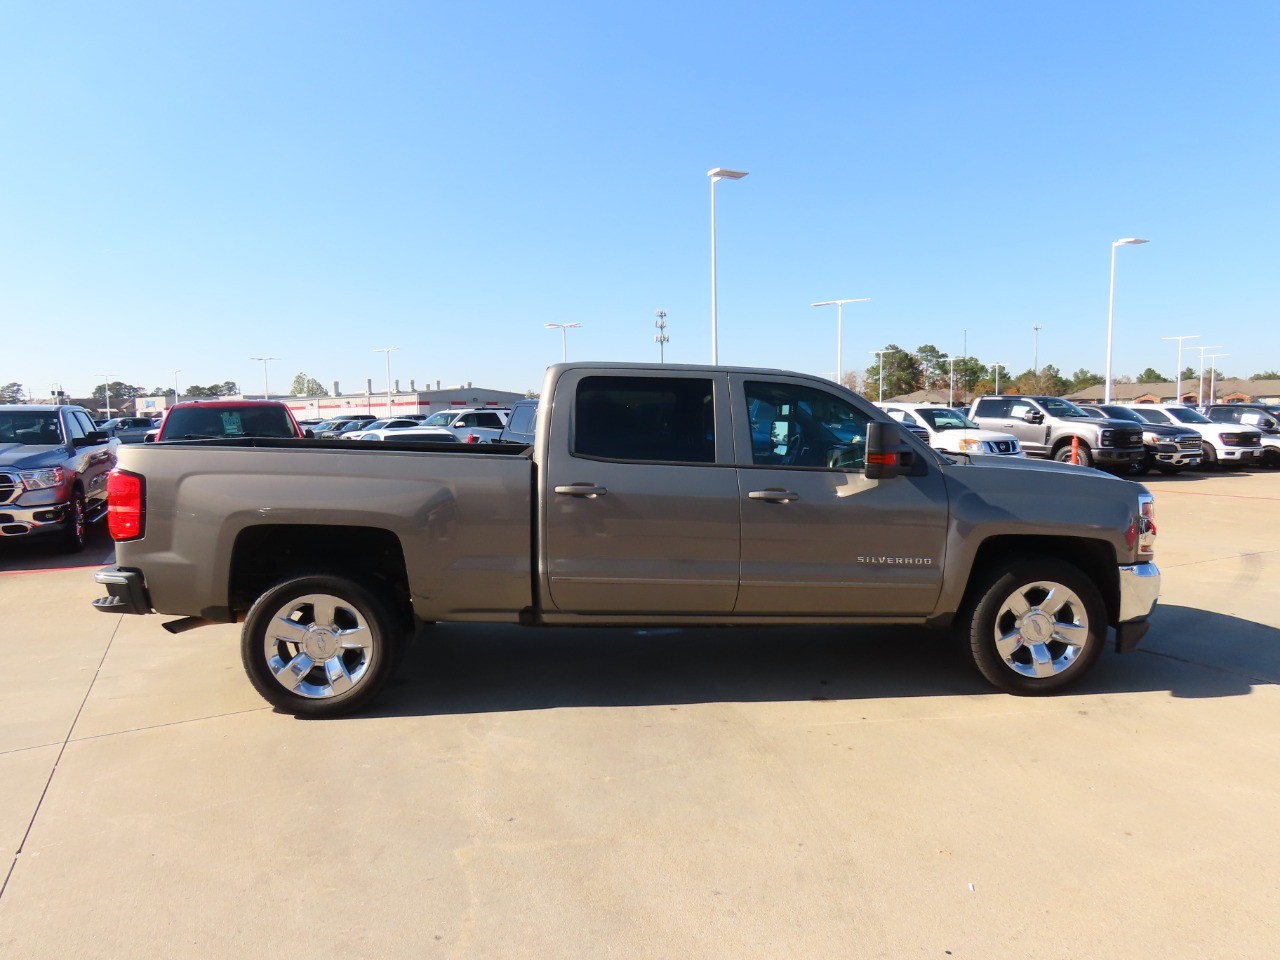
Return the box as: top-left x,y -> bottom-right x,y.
1129,452 -> 1153,477
241,575 -> 403,717
964,558 -> 1107,695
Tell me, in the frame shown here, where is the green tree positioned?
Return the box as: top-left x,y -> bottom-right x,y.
913,344 -> 949,390
290,373 -> 328,396
864,344 -> 923,399
1180,366 -> 1197,383
0,382 -> 25,403
1251,371 -> 1280,380
185,381 -> 239,398
1014,365 -> 1069,396
1137,367 -> 1166,384
1069,368 -> 1105,391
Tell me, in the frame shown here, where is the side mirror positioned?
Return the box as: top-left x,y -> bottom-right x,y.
73,431 -> 109,448
1024,411 -> 1044,424
144,434 -> 157,443
864,422 -> 916,480
304,429 -> 315,438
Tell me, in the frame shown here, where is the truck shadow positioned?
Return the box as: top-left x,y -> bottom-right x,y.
366,604 -> 1277,718
0,525 -> 114,574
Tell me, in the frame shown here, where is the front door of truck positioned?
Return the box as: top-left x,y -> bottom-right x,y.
542,370 -> 740,614
732,375 -> 949,616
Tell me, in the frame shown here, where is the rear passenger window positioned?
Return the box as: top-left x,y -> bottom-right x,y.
573,376 -> 714,463
476,412 -> 503,428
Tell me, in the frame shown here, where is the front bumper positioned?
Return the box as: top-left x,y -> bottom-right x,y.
1094,449 -> 1145,464
1219,447 -> 1263,462
1115,562 -> 1160,653
0,500 -> 72,539
92,567 -> 152,615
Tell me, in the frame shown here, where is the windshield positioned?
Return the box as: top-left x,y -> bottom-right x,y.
1096,406 -> 1143,423
1127,407 -> 1171,425
914,407 -> 979,430
1166,406 -> 1211,424
0,411 -> 63,445
421,411 -> 457,427
163,406 -> 298,439
1040,397 -> 1088,417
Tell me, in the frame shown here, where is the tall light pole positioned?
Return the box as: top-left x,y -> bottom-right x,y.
1104,237 -> 1149,403
654,310 -> 669,363
1161,334 -> 1199,403
171,369 -> 181,406
943,356 -> 961,407
1206,353 -> 1229,405
989,362 -> 1006,394
94,373 -> 114,419
544,323 -> 581,363
812,298 -> 870,386
1032,324 -> 1043,374
372,347 -> 399,417
870,349 -> 893,402
1194,344 -> 1224,406
708,167 -> 748,365
249,356 -> 279,400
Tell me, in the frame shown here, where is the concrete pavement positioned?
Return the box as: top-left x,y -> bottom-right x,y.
0,471 -> 1277,959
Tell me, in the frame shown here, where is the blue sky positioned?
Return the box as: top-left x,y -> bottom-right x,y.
2,1 -> 1277,400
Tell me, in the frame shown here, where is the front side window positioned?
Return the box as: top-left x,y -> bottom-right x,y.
1007,400 -> 1037,420
1041,398 -> 1087,417
744,381 -> 870,469
1129,407 -> 1171,424
573,376 -> 714,463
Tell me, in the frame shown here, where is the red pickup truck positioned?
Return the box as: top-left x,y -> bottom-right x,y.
152,400 -> 305,441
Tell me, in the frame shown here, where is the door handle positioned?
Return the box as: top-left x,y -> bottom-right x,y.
748,488 -> 799,503
554,483 -> 608,498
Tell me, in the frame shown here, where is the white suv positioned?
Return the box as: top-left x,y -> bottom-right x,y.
1123,404 -> 1263,468
877,403 -> 1024,457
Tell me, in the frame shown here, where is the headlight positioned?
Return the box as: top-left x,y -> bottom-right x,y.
20,467 -> 66,490
958,438 -> 983,452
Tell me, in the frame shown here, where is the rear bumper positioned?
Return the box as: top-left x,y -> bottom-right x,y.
1115,562 -> 1160,653
92,567 -> 152,615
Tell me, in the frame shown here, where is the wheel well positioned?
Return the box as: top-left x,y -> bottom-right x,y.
963,535 -> 1120,624
1050,436 -> 1088,454
229,525 -> 412,626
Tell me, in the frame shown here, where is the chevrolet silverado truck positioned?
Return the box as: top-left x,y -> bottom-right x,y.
969,395 -> 1145,470
92,363 -> 1160,717
1,404 -> 119,551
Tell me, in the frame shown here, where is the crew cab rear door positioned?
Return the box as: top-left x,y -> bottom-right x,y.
730,374 -> 949,616
541,369 -> 740,614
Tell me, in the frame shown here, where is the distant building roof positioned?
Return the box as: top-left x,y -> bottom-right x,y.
1063,378 -> 1280,404
883,388 -> 954,404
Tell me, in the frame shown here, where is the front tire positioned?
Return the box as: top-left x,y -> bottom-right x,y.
59,489 -> 87,553
241,575 -> 402,717
1129,452 -> 1153,477
1200,442 -> 1219,469
964,559 -> 1107,695
1053,442 -> 1093,467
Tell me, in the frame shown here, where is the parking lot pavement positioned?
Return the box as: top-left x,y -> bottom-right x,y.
1,473 -> 1278,959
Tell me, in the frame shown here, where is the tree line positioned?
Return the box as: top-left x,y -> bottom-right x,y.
853,346 -> 1278,400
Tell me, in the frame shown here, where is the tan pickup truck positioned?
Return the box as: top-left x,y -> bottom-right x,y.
93,363 -> 1160,716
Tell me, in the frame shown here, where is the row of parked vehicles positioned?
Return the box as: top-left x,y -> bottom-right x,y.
886,396 -> 1278,475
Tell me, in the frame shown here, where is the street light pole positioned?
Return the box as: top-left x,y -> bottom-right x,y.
943,356 -> 960,407
812,298 -> 870,386
1206,354 -> 1229,404
544,323 -> 582,363
1161,334 -> 1199,403
1032,324 -> 1043,374
870,349 -> 892,402
94,373 -> 114,419
989,362 -> 1006,394
708,167 -> 748,365
372,347 -> 400,417
654,310 -> 669,363
171,369 -> 181,406
1194,344 -> 1224,406
249,356 -> 279,400
1105,238 -> 1149,404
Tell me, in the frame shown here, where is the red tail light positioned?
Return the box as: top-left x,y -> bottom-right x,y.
466,433 -> 479,444
107,469 -> 145,541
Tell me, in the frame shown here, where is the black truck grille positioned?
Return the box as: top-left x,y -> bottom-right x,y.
1222,431 -> 1261,447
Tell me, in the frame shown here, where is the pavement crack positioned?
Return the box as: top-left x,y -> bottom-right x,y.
0,616 -> 121,903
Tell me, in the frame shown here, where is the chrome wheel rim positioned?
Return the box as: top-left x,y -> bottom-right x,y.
263,593 -> 374,699
993,580 -> 1090,679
